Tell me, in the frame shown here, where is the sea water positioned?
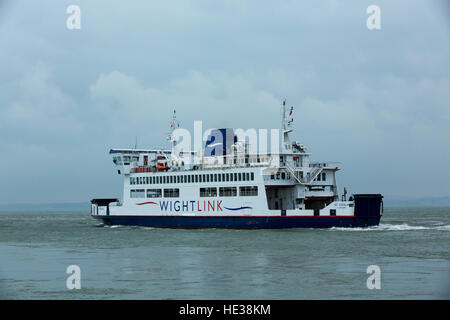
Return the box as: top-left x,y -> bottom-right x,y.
0,207 -> 449,299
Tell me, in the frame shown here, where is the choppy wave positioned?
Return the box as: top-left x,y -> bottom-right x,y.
137,226 -> 155,231
99,224 -> 156,231
330,223 -> 450,232
107,225 -> 123,229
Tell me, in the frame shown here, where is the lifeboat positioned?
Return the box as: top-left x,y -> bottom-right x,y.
156,162 -> 170,172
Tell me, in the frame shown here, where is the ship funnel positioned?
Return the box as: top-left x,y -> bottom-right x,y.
204,128 -> 237,157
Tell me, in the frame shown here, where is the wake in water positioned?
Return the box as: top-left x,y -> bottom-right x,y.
98,224 -> 156,231
330,223 -> 450,232
95,222 -> 450,231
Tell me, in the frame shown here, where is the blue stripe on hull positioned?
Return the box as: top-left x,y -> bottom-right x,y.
92,215 -> 380,229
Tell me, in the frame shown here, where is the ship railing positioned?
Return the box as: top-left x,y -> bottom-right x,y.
131,161 -> 271,173
130,153 -> 279,172
198,154 -> 274,170
132,167 -> 153,173
310,161 -> 340,168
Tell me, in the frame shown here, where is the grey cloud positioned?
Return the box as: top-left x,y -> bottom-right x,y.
0,0 -> 449,203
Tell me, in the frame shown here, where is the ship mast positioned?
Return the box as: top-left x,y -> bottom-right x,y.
281,99 -> 294,153
167,109 -> 179,148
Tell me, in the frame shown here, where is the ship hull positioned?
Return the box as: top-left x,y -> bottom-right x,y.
91,194 -> 383,229
92,214 -> 380,229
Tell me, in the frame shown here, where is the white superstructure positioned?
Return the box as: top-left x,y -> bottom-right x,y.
93,101 -> 355,219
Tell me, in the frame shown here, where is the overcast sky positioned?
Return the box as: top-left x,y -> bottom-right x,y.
0,0 -> 449,203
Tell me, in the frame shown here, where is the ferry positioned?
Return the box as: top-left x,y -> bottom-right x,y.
91,101 -> 383,228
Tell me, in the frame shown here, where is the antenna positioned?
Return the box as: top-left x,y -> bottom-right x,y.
168,109 -> 180,140
134,136 -> 138,149
167,108 -> 181,158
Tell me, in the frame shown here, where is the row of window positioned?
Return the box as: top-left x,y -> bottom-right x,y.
269,171 -> 327,181
113,155 -> 139,166
130,188 -> 179,198
130,172 -> 255,185
130,186 -> 258,198
270,172 -> 291,180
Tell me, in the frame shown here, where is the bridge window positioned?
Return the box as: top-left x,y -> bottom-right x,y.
251,172 -> 254,181
322,172 -> 326,181
200,187 -> 217,197
113,156 -> 123,165
147,189 -> 162,198
220,187 -> 237,197
239,186 -> 258,196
